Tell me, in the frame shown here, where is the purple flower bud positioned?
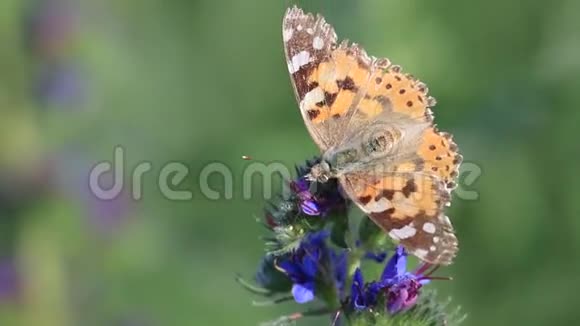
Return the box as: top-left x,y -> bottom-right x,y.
386,277 -> 422,314
300,199 -> 320,216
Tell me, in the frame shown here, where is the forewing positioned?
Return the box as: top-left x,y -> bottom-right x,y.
340,62 -> 437,142
283,6 -> 375,150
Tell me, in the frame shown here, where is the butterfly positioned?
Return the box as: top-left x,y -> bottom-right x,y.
283,6 -> 462,265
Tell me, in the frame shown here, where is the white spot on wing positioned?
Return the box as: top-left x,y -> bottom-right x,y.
313,36 -> 324,50
364,198 -> 392,213
306,28 -> 314,34
415,249 -> 428,258
388,225 -> 416,240
283,28 -> 293,42
430,245 -> 437,252
422,222 -> 436,234
297,25 -> 303,31
433,236 -> 440,243
288,51 -> 311,74
300,87 -> 324,110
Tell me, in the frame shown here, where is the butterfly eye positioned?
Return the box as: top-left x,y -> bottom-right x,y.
308,162 -> 333,183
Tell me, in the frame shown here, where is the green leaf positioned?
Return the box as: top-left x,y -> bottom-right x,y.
358,216 -> 390,250
330,213 -> 349,248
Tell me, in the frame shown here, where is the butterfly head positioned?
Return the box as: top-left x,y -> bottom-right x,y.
306,161 -> 334,183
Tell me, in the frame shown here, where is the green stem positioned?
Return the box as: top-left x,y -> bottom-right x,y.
252,296 -> 294,306
235,274 -> 272,295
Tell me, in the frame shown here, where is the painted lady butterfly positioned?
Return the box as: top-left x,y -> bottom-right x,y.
283,6 -> 462,265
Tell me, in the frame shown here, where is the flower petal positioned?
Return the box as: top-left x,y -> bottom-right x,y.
365,281 -> 382,307
276,260 -> 301,281
381,246 -> 407,281
419,279 -> 431,285
301,200 -> 321,216
387,288 -> 409,314
307,230 -> 330,245
301,251 -> 320,278
353,294 -> 367,311
351,269 -> 368,310
292,282 -> 315,303
402,292 -> 419,311
292,179 -> 310,192
352,268 -> 364,288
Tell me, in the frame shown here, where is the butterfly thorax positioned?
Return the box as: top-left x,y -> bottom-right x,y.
308,136 -> 392,183
308,128 -> 398,183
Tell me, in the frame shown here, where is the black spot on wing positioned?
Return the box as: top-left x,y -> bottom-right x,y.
374,189 -> 395,202
307,109 -> 320,120
324,91 -> 338,107
402,179 -> 417,198
358,195 -> 372,205
336,76 -> 357,91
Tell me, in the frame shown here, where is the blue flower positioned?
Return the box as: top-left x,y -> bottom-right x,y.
275,231 -> 329,303
350,269 -> 382,311
380,246 -> 430,314
349,246 -> 441,314
330,249 -> 348,297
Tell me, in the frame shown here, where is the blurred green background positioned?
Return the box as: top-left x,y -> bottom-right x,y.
1,0 -> 579,325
